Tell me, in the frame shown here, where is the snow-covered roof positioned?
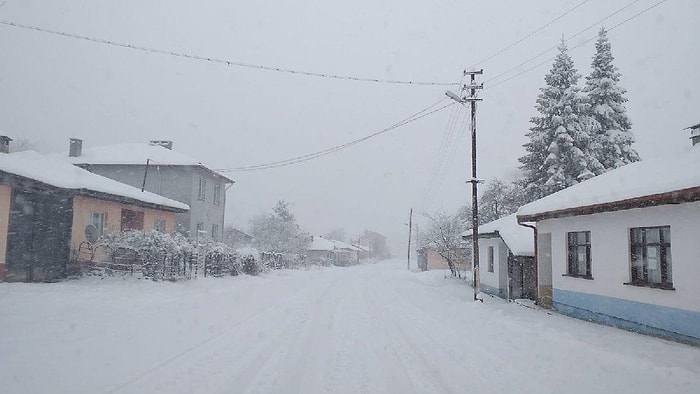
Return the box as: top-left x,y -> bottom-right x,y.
518,145 -> 700,221
471,214 -> 534,257
308,236 -> 361,252
57,142 -> 233,182
0,151 -> 189,211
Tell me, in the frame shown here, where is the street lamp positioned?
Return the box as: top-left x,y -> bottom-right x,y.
445,69 -> 483,302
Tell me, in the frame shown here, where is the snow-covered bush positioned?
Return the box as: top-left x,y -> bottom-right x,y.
237,247 -> 265,275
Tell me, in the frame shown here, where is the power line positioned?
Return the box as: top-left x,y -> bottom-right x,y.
485,0 -> 668,90
469,0 -> 591,69
0,19 -> 459,87
216,98 -> 454,172
420,94 -> 464,206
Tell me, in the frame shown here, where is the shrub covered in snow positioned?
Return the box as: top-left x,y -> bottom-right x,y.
98,230 -> 270,279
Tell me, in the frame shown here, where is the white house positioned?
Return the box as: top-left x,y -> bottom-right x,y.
465,214 -> 536,300
307,236 -> 362,266
517,128 -> 700,344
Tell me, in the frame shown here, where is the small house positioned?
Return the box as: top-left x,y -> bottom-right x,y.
516,126 -> 700,343
464,214 -> 536,300
308,236 -> 361,266
0,149 -> 188,282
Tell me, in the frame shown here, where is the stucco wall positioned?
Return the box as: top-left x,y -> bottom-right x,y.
83,164 -> 227,240
478,237 -> 512,298
71,195 -> 176,262
478,237 -> 504,295
0,183 -> 11,276
538,202 -> 700,314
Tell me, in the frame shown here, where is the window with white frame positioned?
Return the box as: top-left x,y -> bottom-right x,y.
198,177 -> 206,201
211,224 -> 219,240
487,246 -> 494,272
154,219 -> 165,232
567,231 -> 591,278
89,211 -> 106,237
629,226 -> 673,289
213,184 -> 221,205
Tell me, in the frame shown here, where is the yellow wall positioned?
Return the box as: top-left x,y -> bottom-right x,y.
0,183 -> 12,273
426,248 -> 471,271
71,195 -> 177,262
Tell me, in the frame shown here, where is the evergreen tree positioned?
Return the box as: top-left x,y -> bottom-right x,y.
583,27 -> 639,170
519,41 -> 600,200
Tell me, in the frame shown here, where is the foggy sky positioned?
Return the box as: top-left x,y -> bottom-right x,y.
1,0 -> 698,255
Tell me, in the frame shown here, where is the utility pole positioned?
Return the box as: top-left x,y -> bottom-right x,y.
141,158 -> 151,192
465,69 -> 484,301
407,208 -> 413,270
447,70 -> 484,301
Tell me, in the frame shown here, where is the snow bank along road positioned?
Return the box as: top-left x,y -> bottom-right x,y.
1,260 -> 699,393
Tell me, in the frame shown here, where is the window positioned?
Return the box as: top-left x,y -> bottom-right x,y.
629,226 -> 673,289
567,231 -> 591,278
121,209 -> 144,231
211,224 -> 219,240
154,219 -> 165,232
89,211 -> 106,236
198,177 -> 206,201
196,222 -> 205,239
487,246 -> 494,272
213,184 -> 221,205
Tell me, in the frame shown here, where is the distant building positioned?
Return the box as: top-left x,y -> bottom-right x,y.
307,235 -> 361,266
416,246 -> 470,272
223,227 -> 253,248
359,230 -> 390,259
58,139 -> 233,241
0,149 -> 187,282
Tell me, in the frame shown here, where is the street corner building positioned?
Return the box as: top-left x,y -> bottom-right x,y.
57,139 -> 233,241
0,147 -> 189,282
515,124 -> 700,344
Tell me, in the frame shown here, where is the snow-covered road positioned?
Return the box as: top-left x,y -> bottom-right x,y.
1,259 -> 699,393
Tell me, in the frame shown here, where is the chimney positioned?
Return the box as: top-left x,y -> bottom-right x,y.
69,138 -> 83,157
149,140 -> 173,150
0,136 -> 12,154
686,123 -> 700,147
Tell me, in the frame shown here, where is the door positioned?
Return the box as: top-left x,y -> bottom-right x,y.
537,232 -> 553,308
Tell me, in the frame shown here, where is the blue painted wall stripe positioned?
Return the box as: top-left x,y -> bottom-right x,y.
552,288 -> 700,342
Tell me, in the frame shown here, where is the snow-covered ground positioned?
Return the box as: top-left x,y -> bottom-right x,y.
1,260 -> 699,394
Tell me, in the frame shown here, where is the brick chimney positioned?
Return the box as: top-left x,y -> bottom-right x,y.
0,136 -> 12,154
149,140 -> 173,150
686,123 -> 700,147
69,138 -> 83,157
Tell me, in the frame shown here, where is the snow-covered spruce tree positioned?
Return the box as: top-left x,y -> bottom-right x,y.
519,40 -> 601,201
583,27 -> 639,170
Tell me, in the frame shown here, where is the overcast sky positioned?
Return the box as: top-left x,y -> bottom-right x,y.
1,0 -> 698,255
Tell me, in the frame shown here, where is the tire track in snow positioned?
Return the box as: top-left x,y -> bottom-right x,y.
107,271 -> 345,393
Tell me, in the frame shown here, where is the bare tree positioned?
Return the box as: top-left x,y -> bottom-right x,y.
478,178 -> 521,223
249,200 -> 310,254
419,210 -> 469,277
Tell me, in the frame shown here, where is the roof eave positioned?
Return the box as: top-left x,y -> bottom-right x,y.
517,186 -> 700,222
78,189 -> 189,213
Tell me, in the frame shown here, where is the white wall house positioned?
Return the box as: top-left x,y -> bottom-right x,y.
517,133 -> 700,344
464,214 -> 536,300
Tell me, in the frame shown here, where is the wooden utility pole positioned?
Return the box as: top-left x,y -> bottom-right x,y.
464,70 -> 483,301
407,208 -> 413,271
